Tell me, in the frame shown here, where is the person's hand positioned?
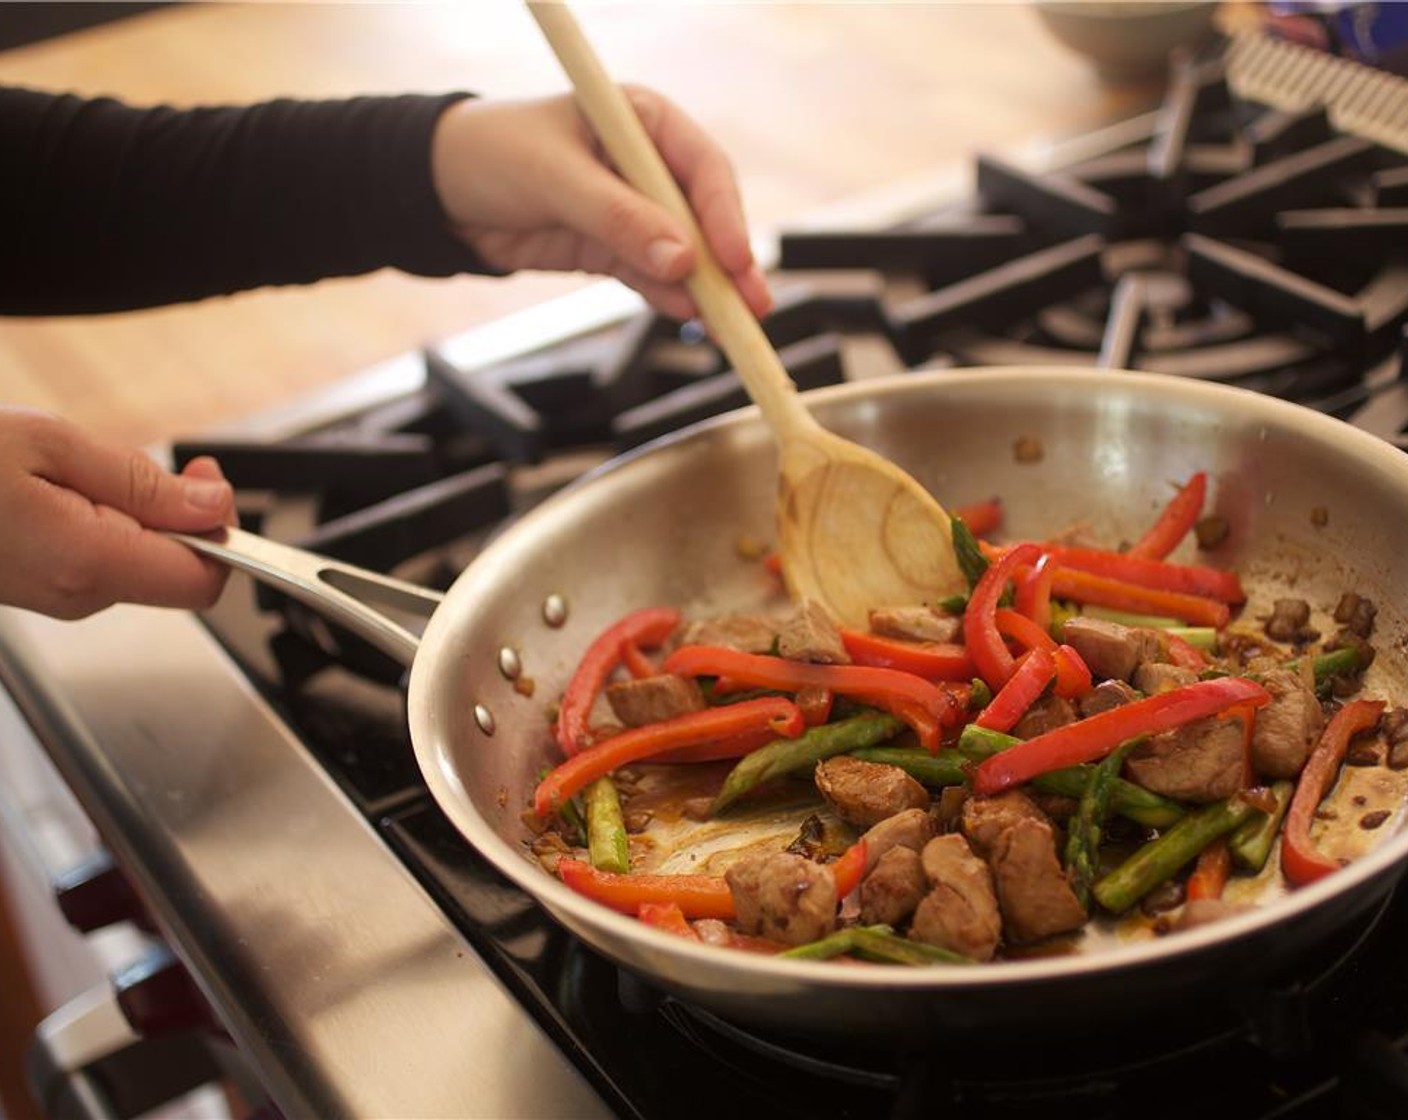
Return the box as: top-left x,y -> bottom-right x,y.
0,407 -> 236,619
431,88 -> 773,323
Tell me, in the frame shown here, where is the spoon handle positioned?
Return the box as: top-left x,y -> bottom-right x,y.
527,1 -> 817,445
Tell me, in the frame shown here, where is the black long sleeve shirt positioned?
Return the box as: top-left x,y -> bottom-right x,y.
0,87 -> 488,315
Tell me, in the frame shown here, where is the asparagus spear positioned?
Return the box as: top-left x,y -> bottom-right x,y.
950,516 -> 989,590
849,926 -> 972,966
584,776 -> 630,874
710,712 -> 904,815
1064,740 -> 1135,908
1228,780 -> 1293,873
777,926 -> 864,961
847,745 -> 969,788
957,725 -> 1184,829
1092,795 -> 1264,914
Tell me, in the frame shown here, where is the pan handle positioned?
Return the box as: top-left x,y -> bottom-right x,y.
167,526 -> 444,667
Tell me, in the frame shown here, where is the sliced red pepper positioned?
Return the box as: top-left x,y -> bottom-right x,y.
763,552 -> 784,577
797,686 -> 835,726
662,645 -> 963,752
1128,472 -> 1207,560
1048,567 -> 1230,628
831,839 -> 869,899
555,607 -> 681,757
838,629 -> 975,682
1039,545 -> 1244,603
965,543 -> 1044,690
1014,552 -> 1056,635
994,608 -> 1091,700
650,727 -> 778,764
558,858 -> 735,920
636,901 -> 700,939
975,647 -> 1056,732
972,676 -> 1271,796
1281,698 -> 1385,888
536,697 -> 804,816
1166,632 -> 1211,671
619,640 -> 658,680
954,497 -> 1003,538
1186,838 -> 1231,902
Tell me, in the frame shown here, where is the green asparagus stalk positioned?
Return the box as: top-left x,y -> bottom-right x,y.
1064,740 -> 1135,908
950,516 -> 989,590
849,926 -> 972,966
1092,795 -> 1264,914
847,746 -> 969,788
710,712 -> 904,815
777,926 -> 864,960
584,776 -> 630,874
1228,780 -> 1293,873
957,725 -> 1184,829
1080,607 -> 1218,648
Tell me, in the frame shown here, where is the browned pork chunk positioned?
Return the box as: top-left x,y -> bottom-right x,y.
1012,695 -> 1078,739
679,614 -> 777,653
859,846 -> 927,926
910,834 -> 1003,962
1078,679 -> 1139,718
1250,669 -> 1324,779
960,791 -> 1048,855
1123,715 -> 1244,802
1061,617 -> 1164,682
867,605 -> 963,644
724,852 -> 837,946
814,757 -> 929,829
859,807 -> 936,873
605,674 -> 706,726
987,818 -> 1088,943
777,600 -> 850,664
1132,662 -> 1198,695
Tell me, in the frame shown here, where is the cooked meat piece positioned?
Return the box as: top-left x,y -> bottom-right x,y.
1173,898 -> 1249,931
1334,592 -> 1378,639
605,673 -> 706,727
816,757 -> 929,829
777,599 -> 851,664
859,807 -> 936,873
1124,715 -> 1245,802
961,791 -> 1049,857
1078,679 -> 1139,718
724,852 -> 838,946
868,605 -> 963,644
1029,792 -> 1078,823
679,614 -> 777,653
988,817 -> 1087,943
1265,598 -> 1312,643
933,786 -> 968,833
1250,669 -> 1324,780
1132,662 -> 1198,695
985,817 -> 1081,946
1384,709 -> 1408,770
859,846 -> 928,926
1061,618 -> 1163,682
910,834 -> 1003,962
1012,694 -> 1077,739
1194,515 -> 1229,550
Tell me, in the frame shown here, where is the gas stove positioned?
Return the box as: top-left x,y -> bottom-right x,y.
8,31 -> 1408,1120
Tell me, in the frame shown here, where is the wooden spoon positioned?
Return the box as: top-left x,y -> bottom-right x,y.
528,2 -> 966,628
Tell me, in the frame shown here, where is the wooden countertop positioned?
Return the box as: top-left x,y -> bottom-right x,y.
0,3 -> 1159,447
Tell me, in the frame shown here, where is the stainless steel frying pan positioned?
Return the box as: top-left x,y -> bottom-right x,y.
177,366 -> 1408,1045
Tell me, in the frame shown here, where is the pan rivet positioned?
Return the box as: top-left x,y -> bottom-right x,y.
474,704 -> 497,736
543,594 -> 568,627
497,647 -> 522,680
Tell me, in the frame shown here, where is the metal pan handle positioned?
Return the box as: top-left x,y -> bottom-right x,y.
168,526 -> 443,667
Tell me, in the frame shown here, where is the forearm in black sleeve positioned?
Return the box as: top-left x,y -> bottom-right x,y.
0,86 -> 491,315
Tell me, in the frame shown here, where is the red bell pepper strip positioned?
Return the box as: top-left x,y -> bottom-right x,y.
662,645 -> 963,752
965,543 -> 1044,690
1039,545 -> 1244,604
536,697 -> 804,816
838,629 -> 975,682
1047,567 -> 1230,628
650,727 -> 778,764
1281,698 -> 1385,888
1186,838 -> 1231,902
1128,472 -> 1207,560
993,608 -> 1091,700
619,640 -> 659,680
954,497 -> 1003,538
637,901 -> 700,939
1166,632 -> 1211,671
972,676 -> 1271,796
975,647 -> 1056,733
831,839 -> 869,899
555,607 -> 681,757
1014,552 -> 1056,635
763,552 -> 784,577
797,686 -> 835,726
558,858 -> 735,920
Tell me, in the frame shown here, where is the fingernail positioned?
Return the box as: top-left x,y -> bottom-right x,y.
184,478 -> 230,511
647,238 -> 687,279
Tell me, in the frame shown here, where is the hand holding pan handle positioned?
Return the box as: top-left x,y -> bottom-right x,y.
168,526 -> 443,666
